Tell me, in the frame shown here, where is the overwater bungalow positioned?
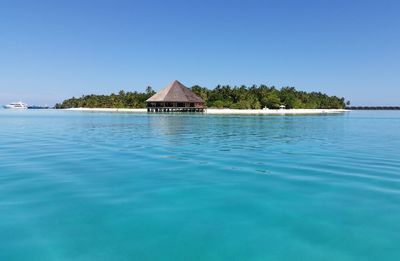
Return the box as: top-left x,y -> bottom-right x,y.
146,80 -> 205,112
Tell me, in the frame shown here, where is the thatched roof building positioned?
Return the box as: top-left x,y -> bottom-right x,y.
146,80 -> 205,112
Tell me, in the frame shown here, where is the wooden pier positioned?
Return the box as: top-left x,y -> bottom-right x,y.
147,107 -> 205,112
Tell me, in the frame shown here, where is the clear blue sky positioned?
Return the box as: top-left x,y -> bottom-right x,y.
0,0 -> 399,106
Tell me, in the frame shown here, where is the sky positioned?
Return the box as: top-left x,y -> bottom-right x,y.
0,0 -> 399,106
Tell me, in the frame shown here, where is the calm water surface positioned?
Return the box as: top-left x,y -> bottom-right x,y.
0,110 -> 399,260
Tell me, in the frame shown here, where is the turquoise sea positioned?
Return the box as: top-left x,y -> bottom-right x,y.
0,110 -> 399,260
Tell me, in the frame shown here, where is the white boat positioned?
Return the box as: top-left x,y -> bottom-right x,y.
3,102 -> 28,109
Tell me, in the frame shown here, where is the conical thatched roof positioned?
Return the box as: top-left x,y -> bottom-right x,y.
146,80 -> 204,103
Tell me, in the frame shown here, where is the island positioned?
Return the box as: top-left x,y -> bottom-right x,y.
56,80 -> 348,112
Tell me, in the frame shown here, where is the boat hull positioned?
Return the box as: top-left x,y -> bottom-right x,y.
3,104 -> 28,109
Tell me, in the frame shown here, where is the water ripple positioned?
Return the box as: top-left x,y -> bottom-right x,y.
1,110 -> 400,260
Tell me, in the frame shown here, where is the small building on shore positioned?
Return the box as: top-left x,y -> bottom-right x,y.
146,80 -> 205,112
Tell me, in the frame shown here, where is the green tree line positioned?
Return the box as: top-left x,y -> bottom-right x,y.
56,87 -> 156,109
56,85 -> 347,109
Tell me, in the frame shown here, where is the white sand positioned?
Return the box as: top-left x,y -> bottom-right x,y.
66,108 -> 148,113
205,108 -> 349,114
65,107 -> 349,115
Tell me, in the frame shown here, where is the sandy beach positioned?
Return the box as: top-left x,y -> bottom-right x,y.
65,107 -> 349,115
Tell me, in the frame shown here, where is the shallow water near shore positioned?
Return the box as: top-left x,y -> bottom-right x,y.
1,110 -> 399,260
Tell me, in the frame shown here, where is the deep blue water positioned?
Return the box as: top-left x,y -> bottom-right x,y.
1,110 -> 399,260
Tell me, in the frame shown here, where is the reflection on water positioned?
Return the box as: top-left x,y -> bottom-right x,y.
0,110 -> 400,260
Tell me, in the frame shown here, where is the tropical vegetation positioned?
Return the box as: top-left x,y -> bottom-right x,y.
56,85 -> 347,109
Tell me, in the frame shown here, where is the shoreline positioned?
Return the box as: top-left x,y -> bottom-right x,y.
65,108 -> 349,115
